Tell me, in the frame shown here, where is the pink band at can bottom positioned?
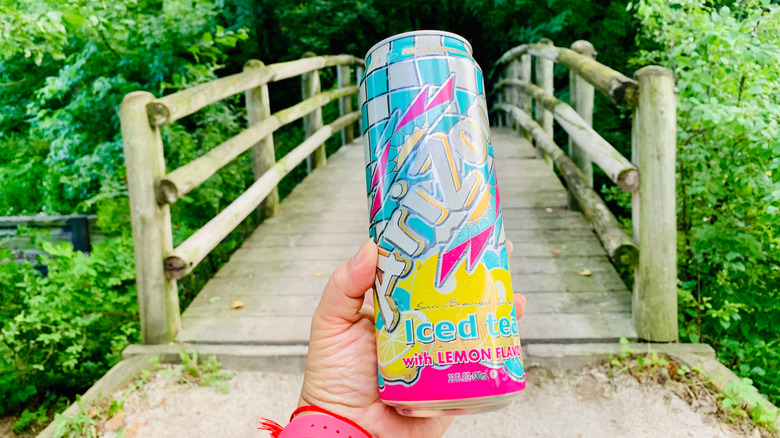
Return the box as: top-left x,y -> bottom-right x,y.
279,414 -> 371,438
381,363 -> 526,402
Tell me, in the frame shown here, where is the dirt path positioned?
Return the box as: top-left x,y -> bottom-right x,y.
96,366 -> 761,438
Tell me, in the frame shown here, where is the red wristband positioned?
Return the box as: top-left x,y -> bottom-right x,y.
259,405 -> 371,438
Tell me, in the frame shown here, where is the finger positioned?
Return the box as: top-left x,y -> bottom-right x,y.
514,293 -> 526,319
506,239 -> 514,258
314,239 -> 378,324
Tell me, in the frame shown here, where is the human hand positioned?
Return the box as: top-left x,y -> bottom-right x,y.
298,239 -> 524,438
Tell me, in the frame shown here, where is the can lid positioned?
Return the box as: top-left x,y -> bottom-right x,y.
364,30 -> 473,61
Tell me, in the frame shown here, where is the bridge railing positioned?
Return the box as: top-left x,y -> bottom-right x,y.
491,40 -> 677,342
120,54 -> 364,344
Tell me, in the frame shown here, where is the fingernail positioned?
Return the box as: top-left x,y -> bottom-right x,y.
352,239 -> 373,267
506,239 -> 514,255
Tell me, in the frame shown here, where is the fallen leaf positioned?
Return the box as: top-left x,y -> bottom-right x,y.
160,397 -> 167,405
545,208 -> 553,213
126,421 -> 141,438
576,395 -> 583,401
88,406 -> 97,418
578,269 -> 592,276
231,300 -> 244,310
314,272 -> 322,277
166,385 -> 182,393
577,434 -> 583,438
104,411 -> 125,431
603,391 -> 611,398
551,249 -> 561,255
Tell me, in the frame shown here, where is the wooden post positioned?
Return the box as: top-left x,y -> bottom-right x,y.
632,66 -> 677,342
568,40 -> 596,210
535,38 -> 554,167
504,60 -> 522,130
569,41 -> 595,185
120,91 -> 180,344
520,54 -> 533,141
337,64 -> 354,145
495,72 -> 505,126
356,65 -> 364,134
302,52 -> 325,172
244,60 -> 278,219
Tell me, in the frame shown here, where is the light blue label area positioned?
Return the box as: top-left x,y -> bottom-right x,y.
368,120 -> 387,151
418,58 -> 450,85
443,35 -> 470,59
389,36 -> 416,62
456,90 -> 476,114
408,216 -> 435,243
476,70 -> 484,94
361,105 -> 369,135
365,67 -> 389,100
389,89 -> 421,117
432,114 -> 460,134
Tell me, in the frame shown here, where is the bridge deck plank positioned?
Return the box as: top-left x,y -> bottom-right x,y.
177,127 -> 636,344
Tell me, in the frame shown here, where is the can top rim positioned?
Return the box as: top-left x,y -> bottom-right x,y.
364,30 -> 473,61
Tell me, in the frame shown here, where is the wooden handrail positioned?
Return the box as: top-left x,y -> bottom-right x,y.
495,44 -> 638,108
495,40 -> 678,342
121,54 -> 362,344
163,111 -> 361,279
494,103 -> 639,269
494,78 -> 639,191
157,86 -> 359,204
147,55 -> 363,126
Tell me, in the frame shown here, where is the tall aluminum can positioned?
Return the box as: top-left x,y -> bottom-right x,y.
359,30 -> 525,417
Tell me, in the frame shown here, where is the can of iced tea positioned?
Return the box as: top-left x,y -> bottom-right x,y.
359,30 -> 525,417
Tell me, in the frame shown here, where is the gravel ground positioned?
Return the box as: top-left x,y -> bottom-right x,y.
95,365 -> 765,438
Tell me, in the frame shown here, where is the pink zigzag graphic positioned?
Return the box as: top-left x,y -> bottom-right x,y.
438,225 -> 494,285
368,75 -> 456,220
494,182 -> 501,218
394,75 -> 455,134
370,140 -> 391,218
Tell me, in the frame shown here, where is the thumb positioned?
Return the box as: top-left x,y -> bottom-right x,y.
314,239 -> 378,325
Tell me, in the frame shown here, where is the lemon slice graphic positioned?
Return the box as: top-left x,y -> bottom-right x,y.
377,310 -> 431,383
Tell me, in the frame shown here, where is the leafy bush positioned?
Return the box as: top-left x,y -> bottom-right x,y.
0,236 -> 138,415
633,0 -> 780,404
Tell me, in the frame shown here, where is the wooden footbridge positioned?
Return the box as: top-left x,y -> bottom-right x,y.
120,40 -> 677,348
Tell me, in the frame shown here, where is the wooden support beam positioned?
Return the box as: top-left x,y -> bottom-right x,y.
495,79 -> 639,191
504,60 -> 522,129
356,65 -> 365,134
495,44 -> 638,108
568,40 -> 596,210
302,52 -> 325,172
244,60 -> 278,220
534,39 -> 555,167
337,64 -> 354,146
520,54 -> 533,142
494,103 -> 639,270
632,66 -> 677,342
157,86 -> 357,204
149,55 -> 361,126
163,111 -> 361,279
120,91 -> 180,344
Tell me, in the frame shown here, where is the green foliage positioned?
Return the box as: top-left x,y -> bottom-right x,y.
0,236 -> 138,415
632,0 -> 780,404
719,377 -> 779,431
12,404 -> 49,434
51,396 -> 99,438
173,350 -> 233,393
0,0 -> 248,215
